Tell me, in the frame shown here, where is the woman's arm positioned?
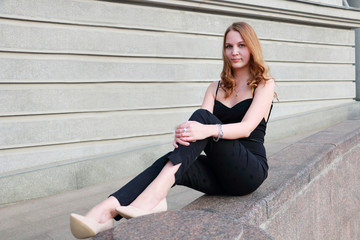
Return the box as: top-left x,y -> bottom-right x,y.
173,79 -> 274,146
221,79 -> 275,139
200,81 -> 218,113
173,81 -> 218,147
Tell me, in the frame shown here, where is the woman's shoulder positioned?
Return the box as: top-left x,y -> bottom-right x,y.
209,80 -> 221,90
257,78 -> 275,90
253,78 -> 275,101
205,80 -> 220,94
262,78 -> 275,85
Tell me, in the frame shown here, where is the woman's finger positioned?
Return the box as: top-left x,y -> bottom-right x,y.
176,126 -> 189,134
176,129 -> 191,137
176,138 -> 190,146
179,136 -> 193,143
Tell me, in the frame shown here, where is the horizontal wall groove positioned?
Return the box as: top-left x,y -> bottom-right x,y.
267,60 -> 354,64
275,97 -> 354,104
275,79 -> 355,82
0,50 -> 222,61
0,133 -> 171,155
0,133 -> 174,152
0,15 -> 224,38
0,16 -> 354,47
0,132 -> 173,157
0,106 -> 198,119
0,51 -> 224,63
0,80 -> 352,87
119,0 -> 360,28
263,38 -> 354,47
0,80 -> 213,85
0,50 -> 353,65
269,101 -> 359,124
0,80 -> 217,84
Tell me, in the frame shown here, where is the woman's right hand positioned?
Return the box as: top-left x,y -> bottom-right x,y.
173,121 -> 217,148
173,122 -> 191,148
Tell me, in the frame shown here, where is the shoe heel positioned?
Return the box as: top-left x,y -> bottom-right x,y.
70,213 -> 113,239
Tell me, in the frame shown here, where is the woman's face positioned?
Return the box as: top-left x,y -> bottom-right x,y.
224,30 -> 251,70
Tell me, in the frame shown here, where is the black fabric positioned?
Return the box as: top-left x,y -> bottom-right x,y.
169,109 -> 268,195
110,106 -> 269,220
213,81 -> 271,169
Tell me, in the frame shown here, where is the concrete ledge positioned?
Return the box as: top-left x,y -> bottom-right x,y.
93,116 -> 360,239
0,143 -> 172,205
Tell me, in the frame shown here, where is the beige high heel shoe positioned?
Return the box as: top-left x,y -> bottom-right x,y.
70,213 -> 113,239
115,198 -> 167,219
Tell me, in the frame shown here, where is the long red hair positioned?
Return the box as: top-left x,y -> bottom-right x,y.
220,22 -> 272,98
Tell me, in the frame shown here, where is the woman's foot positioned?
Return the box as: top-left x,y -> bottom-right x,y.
70,213 -> 114,239
115,198 -> 167,219
70,197 -> 119,239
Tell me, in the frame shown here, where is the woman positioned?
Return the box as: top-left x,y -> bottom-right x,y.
70,22 -> 275,239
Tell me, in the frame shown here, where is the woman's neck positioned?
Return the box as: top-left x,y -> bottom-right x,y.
233,66 -> 251,86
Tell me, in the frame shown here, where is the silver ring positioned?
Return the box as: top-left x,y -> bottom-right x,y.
183,127 -> 187,132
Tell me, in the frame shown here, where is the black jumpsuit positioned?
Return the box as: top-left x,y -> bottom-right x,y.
110,83 -> 270,220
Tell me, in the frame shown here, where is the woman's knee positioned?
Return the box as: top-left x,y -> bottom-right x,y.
189,109 -> 220,124
190,109 -> 209,118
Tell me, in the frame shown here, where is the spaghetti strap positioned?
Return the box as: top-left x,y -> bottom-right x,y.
215,81 -> 220,98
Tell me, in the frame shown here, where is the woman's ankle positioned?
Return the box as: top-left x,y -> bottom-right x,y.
130,194 -> 165,210
85,196 -> 120,223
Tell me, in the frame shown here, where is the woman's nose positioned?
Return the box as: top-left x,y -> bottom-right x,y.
232,48 -> 239,55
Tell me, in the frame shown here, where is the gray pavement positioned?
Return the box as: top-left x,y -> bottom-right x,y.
0,175 -> 203,240
0,131 -> 316,240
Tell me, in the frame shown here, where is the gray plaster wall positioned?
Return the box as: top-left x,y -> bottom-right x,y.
1,0 -> 360,203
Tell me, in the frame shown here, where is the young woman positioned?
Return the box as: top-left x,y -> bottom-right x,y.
70,22 -> 275,239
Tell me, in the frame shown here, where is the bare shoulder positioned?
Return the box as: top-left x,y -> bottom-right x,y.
206,80 -> 220,96
208,80 -> 220,90
258,78 -> 275,91
253,79 -> 275,102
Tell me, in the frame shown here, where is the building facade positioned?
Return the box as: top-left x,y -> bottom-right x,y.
1,0 -> 359,204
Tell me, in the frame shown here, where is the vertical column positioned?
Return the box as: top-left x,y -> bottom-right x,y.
356,28 -> 360,101
347,0 -> 360,100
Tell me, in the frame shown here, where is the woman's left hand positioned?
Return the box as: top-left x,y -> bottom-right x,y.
173,121 -> 209,148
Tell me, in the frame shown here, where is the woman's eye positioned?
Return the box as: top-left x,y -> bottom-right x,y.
239,44 -> 246,47
225,45 -> 232,49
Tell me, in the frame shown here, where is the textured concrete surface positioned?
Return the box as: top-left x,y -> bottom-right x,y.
93,210 -> 273,240
93,210 -> 245,240
92,210 -> 275,240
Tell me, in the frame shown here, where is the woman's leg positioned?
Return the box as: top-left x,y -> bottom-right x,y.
110,109 -> 223,214
114,109 -> 223,209
175,155 -> 224,195
70,109 -> 223,238
204,139 -> 268,196
129,161 -> 180,210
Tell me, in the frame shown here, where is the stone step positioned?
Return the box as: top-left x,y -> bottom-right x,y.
0,142 -> 172,205
0,175 -> 203,240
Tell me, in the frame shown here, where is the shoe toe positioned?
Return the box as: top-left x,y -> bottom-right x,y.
70,214 -> 96,239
